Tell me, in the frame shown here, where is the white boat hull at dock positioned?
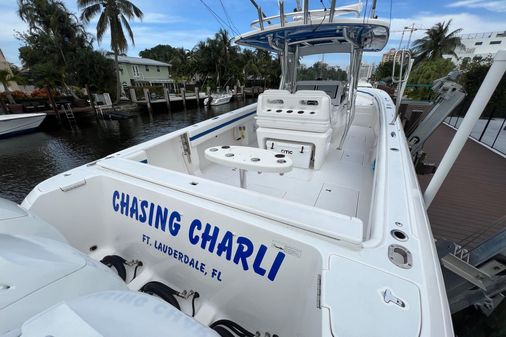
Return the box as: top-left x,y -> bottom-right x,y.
0,113 -> 46,138
205,93 -> 233,106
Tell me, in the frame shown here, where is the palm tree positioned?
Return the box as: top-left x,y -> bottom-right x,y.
77,0 -> 143,104
412,20 -> 464,63
0,70 -> 17,105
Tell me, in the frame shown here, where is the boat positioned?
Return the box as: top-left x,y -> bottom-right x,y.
0,113 -> 46,138
204,92 -> 233,106
1,1 -> 469,336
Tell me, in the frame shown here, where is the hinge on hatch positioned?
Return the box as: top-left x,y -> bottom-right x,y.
317,274 -> 322,309
180,133 -> 192,164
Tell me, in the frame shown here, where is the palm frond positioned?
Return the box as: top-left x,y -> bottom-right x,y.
120,14 -> 135,45
96,11 -> 109,43
80,3 -> 102,23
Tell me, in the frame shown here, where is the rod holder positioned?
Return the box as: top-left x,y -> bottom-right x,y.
329,0 -> 336,22
257,6 -> 264,30
279,0 -> 285,27
303,0 -> 309,24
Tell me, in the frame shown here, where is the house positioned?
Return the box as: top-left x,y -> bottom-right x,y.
444,31 -> 506,64
0,49 -> 19,92
107,55 -> 172,88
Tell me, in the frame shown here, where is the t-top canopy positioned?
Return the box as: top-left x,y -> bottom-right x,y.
234,19 -> 389,56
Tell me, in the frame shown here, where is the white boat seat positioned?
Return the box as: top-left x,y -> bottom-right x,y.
255,89 -> 335,169
256,89 -> 332,133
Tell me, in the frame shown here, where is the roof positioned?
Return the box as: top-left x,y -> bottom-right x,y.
234,19 -> 389,56
106,55 -> 170,67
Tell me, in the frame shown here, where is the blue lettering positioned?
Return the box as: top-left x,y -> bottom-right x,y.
120,193 -> 129,216
155,206 -> 168,232
267,251 -> 286,281
189,219 -> 201,245
233,237 -> 254,271
148,202 -> 155,226
216,231 -> 233,261
112,191 -> 120,212
168,211 -> 181,236
130,197 -> 139,220
201,223 -> 219,253
139,200 -> 148,223
252,244 -> 268,276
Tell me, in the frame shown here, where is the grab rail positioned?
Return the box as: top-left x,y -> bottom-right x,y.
250,2 -> 363,30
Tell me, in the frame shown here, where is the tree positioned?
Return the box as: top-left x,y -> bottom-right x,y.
0,70 -> 17,104
298,61 -> 347,81
406,58 -> 455,100
17,0 -> 114,97
78,0 -> 144,103
459,56 -> 506,118
372,61 -> 393,82
412,20 -> 464,63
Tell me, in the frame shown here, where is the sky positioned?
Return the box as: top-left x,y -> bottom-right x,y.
0,0 -> 505,68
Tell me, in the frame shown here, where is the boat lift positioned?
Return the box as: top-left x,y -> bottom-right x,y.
406,71 -> 467,174
420,50 -> 506,315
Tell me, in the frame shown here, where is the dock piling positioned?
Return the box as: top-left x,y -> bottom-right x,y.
129,88 -> 137,103
143,88 -> 152,114
181,88 -> 187,109
163,88 -> 172,116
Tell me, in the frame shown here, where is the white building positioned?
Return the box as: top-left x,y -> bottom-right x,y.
347,62 -> 375,81
444,31 -> 506,64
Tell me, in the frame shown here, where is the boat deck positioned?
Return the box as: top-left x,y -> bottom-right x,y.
198,124 -> 375,223
418,124 -> 506,249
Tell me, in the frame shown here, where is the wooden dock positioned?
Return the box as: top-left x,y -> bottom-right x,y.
418,124 -> 506,249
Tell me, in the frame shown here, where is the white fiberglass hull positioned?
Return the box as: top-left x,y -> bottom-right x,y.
207,93 -> 233,106
0,113 -> 46,138
19,88 -> 453,337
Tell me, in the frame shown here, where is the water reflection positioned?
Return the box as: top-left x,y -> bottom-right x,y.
0,99 -> 255,203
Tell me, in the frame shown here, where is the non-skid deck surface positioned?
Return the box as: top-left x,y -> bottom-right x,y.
199,125 -> 375,222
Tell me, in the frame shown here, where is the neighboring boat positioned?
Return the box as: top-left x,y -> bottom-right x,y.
204,92 -> 233,106
0,113 -> 46,138
2,2 -> 459,336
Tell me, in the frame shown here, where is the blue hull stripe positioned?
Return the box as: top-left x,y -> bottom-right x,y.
189,111 -> 256,142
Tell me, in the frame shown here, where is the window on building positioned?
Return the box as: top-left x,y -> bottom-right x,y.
145,65 -> 150,71
490,41 -> 502,45
132,65 -> 140,77
475,41 -> 483,45
156,66 -> 160,72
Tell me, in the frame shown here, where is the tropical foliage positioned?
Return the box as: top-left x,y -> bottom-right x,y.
412,20 -> 464,63
139,30 -> 281,89
0,70 -> 19,104
298,61 -> 347,81
78,0 -> 144,103
406,58 -> 455,99
16,0 -> 115,95
458,56 -> 506,118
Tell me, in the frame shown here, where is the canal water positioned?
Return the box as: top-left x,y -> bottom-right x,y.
0,99 -> 255,203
